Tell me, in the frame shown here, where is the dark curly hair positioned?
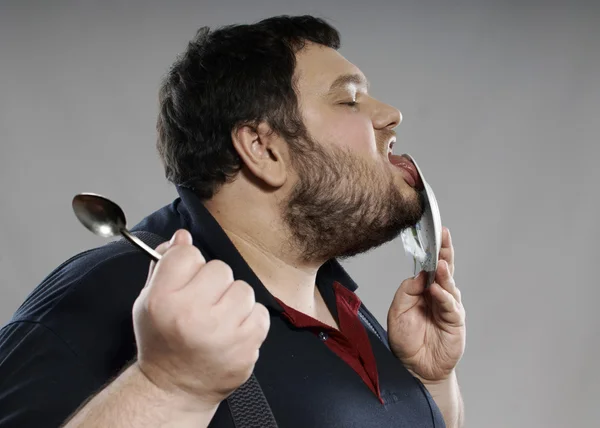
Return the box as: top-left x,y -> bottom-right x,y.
156,15 -> 341,199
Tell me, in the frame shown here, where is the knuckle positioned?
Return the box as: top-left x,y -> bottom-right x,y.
206,260 -> 234,283
165,245 -> 204,267
238,364 -> 255,385
400,277 -> 413,289
229,280 -> 254,302
444,261 -> 452,274
257,303 -> 270,320
145,292 -> 163,317
254,304 -> 271,330
185,246 -> 206,265
236,281 -> 255,302
240,349 -> 260,371
132,292 -> 147,318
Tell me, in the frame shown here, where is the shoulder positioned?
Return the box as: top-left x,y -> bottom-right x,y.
0,242 -> 156,426
9,240 -> 154,378
14,240 -> 151,323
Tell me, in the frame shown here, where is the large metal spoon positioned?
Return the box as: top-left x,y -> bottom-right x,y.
72,193 -> 162,261
400,154 -> 443,288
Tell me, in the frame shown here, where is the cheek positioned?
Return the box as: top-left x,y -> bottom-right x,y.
302,102 -> 376,155
325,115 -> 376,155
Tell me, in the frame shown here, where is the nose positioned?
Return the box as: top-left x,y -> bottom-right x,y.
373,101 -> 402,130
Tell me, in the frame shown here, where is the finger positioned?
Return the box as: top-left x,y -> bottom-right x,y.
400,270 -> 428,296
169,229 -> 194,247
147,244 -> 206,295
439,226 -> 454,276
144,229 -> 194,288
429,283 -> 463,326
182,259 -> 236,306
441,226 -> 452,250
439,248 -> 454,277
390,271 -> 428,315
215,280 -> 256,326
435,260 -> 461,303
240,303 -> 271,345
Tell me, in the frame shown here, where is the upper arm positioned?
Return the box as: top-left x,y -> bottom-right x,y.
0,321 -> 103,427
0,245 -> 153,427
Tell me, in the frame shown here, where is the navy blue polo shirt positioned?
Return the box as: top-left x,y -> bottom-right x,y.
0,186 -> 445,427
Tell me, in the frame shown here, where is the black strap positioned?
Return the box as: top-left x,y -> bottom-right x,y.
227,373 -> 279,428
113,231 -> 278,428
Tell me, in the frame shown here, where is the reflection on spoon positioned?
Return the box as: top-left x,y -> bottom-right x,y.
72,193 -> 162,261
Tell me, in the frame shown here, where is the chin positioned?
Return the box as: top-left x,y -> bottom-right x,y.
403,183 -> 421,201
396,181 -> 427,222
394,175 -> 418,197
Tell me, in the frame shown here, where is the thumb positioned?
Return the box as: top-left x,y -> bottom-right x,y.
399,271 -> 428,297
144,229 -> 193,287
167,229 -> 194,248
390,271 -> 427,315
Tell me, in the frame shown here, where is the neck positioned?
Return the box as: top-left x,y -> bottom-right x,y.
203,189 -> 323,317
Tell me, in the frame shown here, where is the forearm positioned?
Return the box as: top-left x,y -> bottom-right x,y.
62,363 -> 218,428
419,371 -> 464,428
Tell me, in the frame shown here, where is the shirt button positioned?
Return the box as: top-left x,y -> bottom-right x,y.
318,331 -> 329,341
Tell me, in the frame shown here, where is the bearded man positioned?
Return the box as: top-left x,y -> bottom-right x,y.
0,15 -> 466,428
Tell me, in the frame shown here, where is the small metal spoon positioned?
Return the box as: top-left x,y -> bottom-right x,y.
72,193 -> 162,261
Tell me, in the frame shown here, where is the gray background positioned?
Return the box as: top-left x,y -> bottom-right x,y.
1,0 -> 598,427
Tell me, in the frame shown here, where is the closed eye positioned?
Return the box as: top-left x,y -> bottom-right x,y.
341,101 -> 358,107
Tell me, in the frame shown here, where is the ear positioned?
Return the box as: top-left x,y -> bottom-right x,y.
231,122 -> 288,188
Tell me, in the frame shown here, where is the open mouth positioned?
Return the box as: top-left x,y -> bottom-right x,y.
388,153 -> 424,190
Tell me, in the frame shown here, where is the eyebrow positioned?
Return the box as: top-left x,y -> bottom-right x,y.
327,73 -> 370,94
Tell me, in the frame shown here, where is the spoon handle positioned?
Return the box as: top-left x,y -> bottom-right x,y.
120,229 -> 162,262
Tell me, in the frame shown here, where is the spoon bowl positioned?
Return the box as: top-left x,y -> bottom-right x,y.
72,193 -> 162,261
72,193 -> 127,238
400,154 -> 443,287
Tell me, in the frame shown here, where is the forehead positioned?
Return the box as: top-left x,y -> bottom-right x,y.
293,43 -> 367,96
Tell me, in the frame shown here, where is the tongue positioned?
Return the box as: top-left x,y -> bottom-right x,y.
389,154 -> 424,190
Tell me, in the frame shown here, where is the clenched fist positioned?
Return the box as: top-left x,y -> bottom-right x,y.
131,229 -> 271,409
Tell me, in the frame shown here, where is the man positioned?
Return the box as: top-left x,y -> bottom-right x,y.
0,15 -> 465,427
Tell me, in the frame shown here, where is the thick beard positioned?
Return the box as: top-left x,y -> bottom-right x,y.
282,138 -> 425,264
